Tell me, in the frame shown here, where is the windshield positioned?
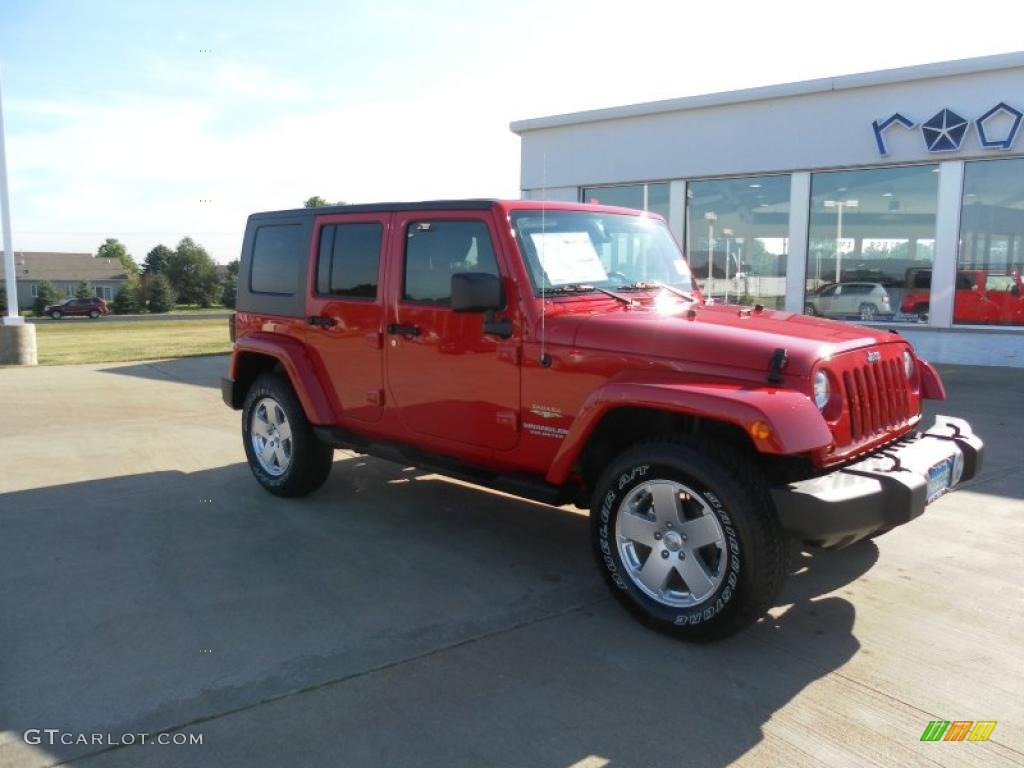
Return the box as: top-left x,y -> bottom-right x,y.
510,210 -> 694,295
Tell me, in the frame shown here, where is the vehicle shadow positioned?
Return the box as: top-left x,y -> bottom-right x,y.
97,354 -> 229,391
0,455 -> 872,767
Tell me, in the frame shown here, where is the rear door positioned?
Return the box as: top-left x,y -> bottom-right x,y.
304,213 -> 389,423
383,210 -> 520,451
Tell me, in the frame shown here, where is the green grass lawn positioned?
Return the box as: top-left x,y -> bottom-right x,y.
167,305 -> 232,315
33,318 -> 232,365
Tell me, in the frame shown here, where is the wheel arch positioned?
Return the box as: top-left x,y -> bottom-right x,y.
228,334 -> 335,424
546,379 -> 833,489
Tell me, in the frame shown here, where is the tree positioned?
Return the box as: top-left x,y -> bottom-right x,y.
303,196 -> 345,208
96,238 -> 139,277
166,237 -> 221,306
145,273 -> 175,313
220,258 -> 239,309
111,283 -> 144,314
143,244 -> 173,275
33,281 -> 62,315
74,281 -> 93,299
221,277 -> 237,309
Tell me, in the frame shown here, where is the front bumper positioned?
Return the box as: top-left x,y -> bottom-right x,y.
771,416 -> 983,548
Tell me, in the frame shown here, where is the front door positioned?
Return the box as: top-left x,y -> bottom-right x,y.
304,213 -> 388,423
384,212 -> 520,451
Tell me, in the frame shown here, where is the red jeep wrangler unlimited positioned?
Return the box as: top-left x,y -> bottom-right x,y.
223,200 -> 983,640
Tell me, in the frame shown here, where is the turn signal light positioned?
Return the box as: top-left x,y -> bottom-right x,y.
749,421 -> 772,441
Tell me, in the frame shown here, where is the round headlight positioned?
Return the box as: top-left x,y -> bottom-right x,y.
903,350 -> 914,379
813,370 -> 830,410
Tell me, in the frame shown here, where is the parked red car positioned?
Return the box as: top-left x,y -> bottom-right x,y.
44,297 -> 109,319
222,199 -> 982,641
902,268 -> 1024,323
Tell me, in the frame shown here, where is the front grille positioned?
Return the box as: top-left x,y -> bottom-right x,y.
841,357 -> 914,441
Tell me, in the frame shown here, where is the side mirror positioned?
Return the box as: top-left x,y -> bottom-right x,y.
451,273 -> 504,313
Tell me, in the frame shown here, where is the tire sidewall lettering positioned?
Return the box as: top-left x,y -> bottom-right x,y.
596,459 -> 742,627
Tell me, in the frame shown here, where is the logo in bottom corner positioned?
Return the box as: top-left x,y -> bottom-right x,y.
920,720 -> 996,742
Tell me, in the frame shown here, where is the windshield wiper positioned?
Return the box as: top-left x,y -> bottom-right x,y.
546,283 -> 636,306
614,281 -> 698,302
546,283 -> 637,306
594,286 -> 637,306
546,283 -> 598,294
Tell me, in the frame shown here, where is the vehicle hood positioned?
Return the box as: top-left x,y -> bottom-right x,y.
570,302 -> 902,379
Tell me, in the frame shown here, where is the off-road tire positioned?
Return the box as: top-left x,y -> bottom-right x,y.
591,438 -> 786,641
242,373 -> 333,497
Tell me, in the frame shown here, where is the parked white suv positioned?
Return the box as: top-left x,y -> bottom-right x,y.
805,282 -> 890,321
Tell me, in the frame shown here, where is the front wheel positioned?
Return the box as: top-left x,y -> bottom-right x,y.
591,438 -> 785,641
50,311 -> 62,319
803,303 -> 818,316
242,373 -> 334,497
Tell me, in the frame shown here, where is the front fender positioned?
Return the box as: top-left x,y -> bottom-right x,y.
918,359 -> 946,401
545,379 -> 833,485
231,333 -> 335,424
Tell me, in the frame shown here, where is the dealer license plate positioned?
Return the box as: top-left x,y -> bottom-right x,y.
926,456 -> 955,503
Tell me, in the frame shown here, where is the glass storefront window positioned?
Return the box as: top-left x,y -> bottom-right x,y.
685,175 -> 790,309
805,165 -> 938,323
956,159 -> 1024,326
581,182 -> 670,221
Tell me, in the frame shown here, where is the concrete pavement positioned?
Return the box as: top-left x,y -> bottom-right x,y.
0,356 -> 1022,767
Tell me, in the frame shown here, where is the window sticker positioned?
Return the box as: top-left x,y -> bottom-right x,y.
530,232 -> 608,285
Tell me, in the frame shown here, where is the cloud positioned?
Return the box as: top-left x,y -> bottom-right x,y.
4,84 -> 520,262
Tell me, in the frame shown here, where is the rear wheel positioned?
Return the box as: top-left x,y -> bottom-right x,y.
242,373 -> 333,497
591,438 -> 785,641
858,302 -> 878,321
89,310 -> 100,319
912,303 -> 929,321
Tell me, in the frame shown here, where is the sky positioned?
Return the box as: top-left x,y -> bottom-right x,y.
1,0 -> 1023,264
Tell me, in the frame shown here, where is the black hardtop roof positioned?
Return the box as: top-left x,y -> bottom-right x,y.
249,199 -> 500,220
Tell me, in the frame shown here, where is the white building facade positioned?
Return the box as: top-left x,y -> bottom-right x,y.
511,52 -> 1024,367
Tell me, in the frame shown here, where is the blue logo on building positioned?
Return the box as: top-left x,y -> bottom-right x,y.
872,102 -> 1022,155
976,102 -> 1023,150
921,109 -> 969,152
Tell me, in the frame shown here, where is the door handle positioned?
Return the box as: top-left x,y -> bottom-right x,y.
386,323 -> 421,337
308,315 -> 337,328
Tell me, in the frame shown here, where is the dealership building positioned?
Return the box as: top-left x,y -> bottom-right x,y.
511,52 -> 1024,367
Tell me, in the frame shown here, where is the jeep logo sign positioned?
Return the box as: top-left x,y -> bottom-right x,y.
872,103 -> 1023,155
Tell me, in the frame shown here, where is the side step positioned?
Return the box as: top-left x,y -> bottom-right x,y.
313,426 -> 569,507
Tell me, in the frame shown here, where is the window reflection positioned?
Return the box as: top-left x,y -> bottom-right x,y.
956,159 -> 1024,326
805,166 -> 938,323
581,182 -> 671,221
685,176 -> 790,309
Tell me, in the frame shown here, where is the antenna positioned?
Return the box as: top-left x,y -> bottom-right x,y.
538,152 -> 551,367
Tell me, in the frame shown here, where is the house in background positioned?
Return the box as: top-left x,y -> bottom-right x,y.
0,252 -> 129,310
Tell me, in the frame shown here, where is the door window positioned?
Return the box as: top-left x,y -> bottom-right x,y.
403,220 -> 498,305
316,222 -> 383,299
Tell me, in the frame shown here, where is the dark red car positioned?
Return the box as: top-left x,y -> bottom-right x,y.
44,297 -> 109,319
